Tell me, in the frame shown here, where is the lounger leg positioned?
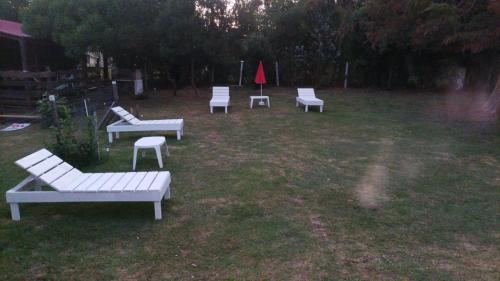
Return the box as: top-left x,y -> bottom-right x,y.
116,132 -> 120,139
164,187 -> 171,200
225,106 -> 228,114
268,99 -> 271,108
210,106 -> 213,114
177,131 -> 181,140
296,101 -> 299,107
155,146 -> 163,168
10,203 -> 20,221
108,133 -> 113,143
320,105 -> 323,112
305,105 -> 308,112
133,147 -> 138,170
165,142 -> 170,156
154,202 -> 162,220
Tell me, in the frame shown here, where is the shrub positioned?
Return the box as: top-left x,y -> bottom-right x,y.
51,116 -> 97,168
37,96 -> 71,128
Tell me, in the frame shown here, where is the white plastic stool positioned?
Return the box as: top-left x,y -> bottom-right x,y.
133,136 -> 169,170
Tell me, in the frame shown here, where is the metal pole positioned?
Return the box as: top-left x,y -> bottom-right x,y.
239,60 -> 244,87
83,99 -> 89,117
93,111 -> 100,160
260,84 -> 263,96
275,61 -> 279,87
344,61 -> 349,89
49,95 -> 61,143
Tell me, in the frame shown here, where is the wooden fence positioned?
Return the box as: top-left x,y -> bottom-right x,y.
0,70 -> 78,114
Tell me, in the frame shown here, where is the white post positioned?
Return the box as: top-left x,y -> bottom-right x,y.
239,60 -> 244,87
344,61 -> 349,89
83,99 -> 89,117
275,61 -> 279,87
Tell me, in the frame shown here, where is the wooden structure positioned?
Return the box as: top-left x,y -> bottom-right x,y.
0,19 -> 72,72
0,71 -> 58,114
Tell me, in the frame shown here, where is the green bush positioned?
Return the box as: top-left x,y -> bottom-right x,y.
37,96 -> 100,168
37,96 -> 71,128
51,116 -> 97,168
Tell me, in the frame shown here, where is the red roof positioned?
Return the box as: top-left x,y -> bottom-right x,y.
0,19 -> 30,38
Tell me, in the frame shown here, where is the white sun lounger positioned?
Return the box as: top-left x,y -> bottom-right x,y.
5,149 -> 172,221
296,88 -> 324,112
210,86 -> 230,113
107,106 -> 184,143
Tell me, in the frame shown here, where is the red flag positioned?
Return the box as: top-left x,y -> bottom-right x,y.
254,61 -> 266,84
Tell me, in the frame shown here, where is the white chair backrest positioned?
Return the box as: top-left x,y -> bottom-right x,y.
212,87 -> 230,98
297,88 -> 316,98
15,149 -> 82,189
112,106 -> 141,125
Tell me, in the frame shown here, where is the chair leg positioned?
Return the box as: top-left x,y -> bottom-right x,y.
268,99 -> 271,108
320,105 -> 323,112
305,105 -> 308,112
165,142 -> 170,156
225,106 -> 228,114
10,203 -> 20,221
155,146 -> 163,168
177,131 -> 181,140
210,106 -> 213,114
133,147 -> 138,170
108,133 -> 113,143
164,187 -> 171,200
154,202 -> 162,220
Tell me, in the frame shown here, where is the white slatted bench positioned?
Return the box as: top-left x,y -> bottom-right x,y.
296,88 -> 324,112
210,86 -> 230,113
5,149 -> 172,221
107,106 -> 184,143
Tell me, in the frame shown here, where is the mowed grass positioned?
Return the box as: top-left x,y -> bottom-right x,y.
0,88 -> 499,280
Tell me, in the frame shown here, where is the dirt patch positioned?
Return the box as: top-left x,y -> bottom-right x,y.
198,197 -> 235,209
355,164 -> 389,209
309,214 -> 329,241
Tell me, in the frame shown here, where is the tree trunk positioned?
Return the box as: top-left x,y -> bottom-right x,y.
103,53 -> 109,80
166,69 -> 177,96
80,56 -> 88,84
210,64 -> 215,84
190,57 -> 199,96
387,67 -> 393,90
143,63 -> 148,91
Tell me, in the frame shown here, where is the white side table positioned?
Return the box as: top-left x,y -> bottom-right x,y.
249,96 -> 271,108
133,136 -> 169,170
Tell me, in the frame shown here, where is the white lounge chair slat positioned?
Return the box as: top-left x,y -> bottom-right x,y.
86,173 -> 115,192
107,107 -> 183,141
136,172 -> 159,191
73,173 -> 103,192
111,172 -> 136,191
15,148 -> 53,169
7,149 -> 172,220
39,163 -> 74,184
98,173 -> 126,192
27,155 -> 64,177
124,172 -> 148,191
52,169 -> 85,191
149,172 -> 170,191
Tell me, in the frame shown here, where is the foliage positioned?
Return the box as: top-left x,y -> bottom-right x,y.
36,96 -> 98,167
20,0 -> 500,90
37,96 -> 71,128
0,0 -> 28,21
51,116 -> 97,168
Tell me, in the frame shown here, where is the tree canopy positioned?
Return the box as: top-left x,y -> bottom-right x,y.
17,0 -> 500,90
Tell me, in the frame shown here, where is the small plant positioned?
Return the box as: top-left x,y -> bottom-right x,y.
38,95 -> 101,168
37,96 -> 71,128
51,116 -> 97,167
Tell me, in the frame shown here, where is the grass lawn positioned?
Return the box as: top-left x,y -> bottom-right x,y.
0,88 -> 499,280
